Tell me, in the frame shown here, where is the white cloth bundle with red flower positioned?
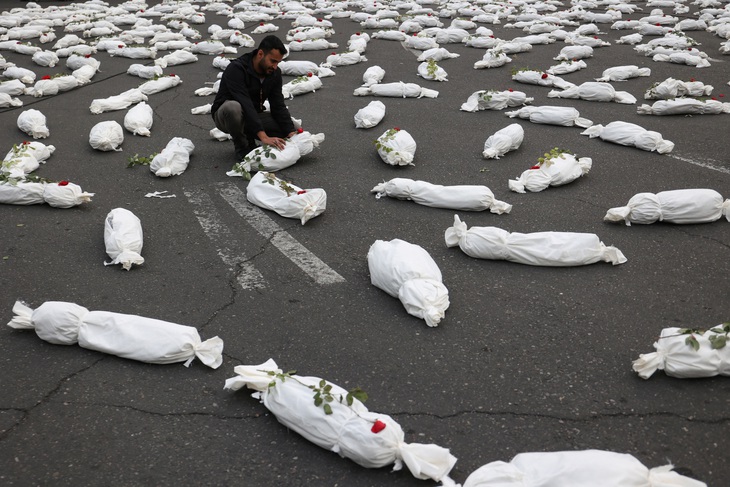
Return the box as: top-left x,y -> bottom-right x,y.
246,171 -> 326,225
0,179 -> 93,208
482,123 -> 524,159
149,137 -> 194,177
375,127 -> 417,166
224,358 -> 458,484
508,152 -> 592,193
89,88 -> 148,114
108,45 -> 157,59
27,78 -> 59,97
548,82 -> 637,104
372,178 -> 512,213
278,60 -> 321,76
104,208 -> 144,270
353,81 -> 439,98
511,70 -> 575,90
473,49 -> 511,69
282,74 -> 322,99
445,215 -> 627,266
155,50 -> 198,68
287,39 -> 337,51
462,449 -> 706,487
124,101 -> 154,136
460,90 -> 533,112
644,77 -> 713,99
505,106 -> 593,128
652,51 -> 711,68
637,98 -> 730,115
17,109 -> 49,139
581,121 -> 674,153
7,300 -> 223,368
71,64 -> 98,85
368,239 -> 450,327
604,189 -> 730,225
633,325 -> 730,379
371,30 -> 407,41
32,50 -> 59,68
287,129 -> 324,157
231,142 -> 301,174
2,141 -> 52,177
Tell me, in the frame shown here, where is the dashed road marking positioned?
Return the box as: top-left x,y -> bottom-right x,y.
668,154 -> 730,175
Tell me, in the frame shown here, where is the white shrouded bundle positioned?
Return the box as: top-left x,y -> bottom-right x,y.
482,123 -> 524,159
580,121 -> 674,153
505,106 -> 593,128
445,215 -> 627,266
403,35 -> 439,50
361,65 -> 385,86
553,45 -> 594,60
49,75 -> 80,93
89,121 -> 124,151
26,79 -> 59,98
90,88 -> 148,114
372,178 -> 512,214
462,450 -> 706,487
460,90 -> 532,112
229,143 -> 302,175
104,208 -> 144,270
72,64 -> 98,85
287,39 -> 337,51
417,61 -> 448,81
375,128 -> 417,166
127,63 -> 163,79
325,51 -> 367,67
124,101 -> 153,136
652,52 -> 710,68
287,130 -> 324,157
108,46 -> 157,59
368,239 -> 450,327
0,180 -> 93,208
353,82 -> 438,98
637,98 -> 730,115
547,82 -> 637,104
355,101 -> 386,129
3,66 -> 36,84
371,30 -> 407,41
138,75 -> 183,95
32,50 -> 59,67
246,171 -> 326,225
473,50 -> 511,69
155,50 -> 198,68
417,47 -> 459,61
0,79 -> 27,96
604,189 -> 730,225
282,74 -> 322,98
463,36 -> 499,49
17,109 -> 49,139
644,78 -> 713,99
547,59 -> 587,75
633,325 -> 730,379
224,359 -> 458,482
2,142 -> 47,178
596,65 -> 651,82
150,137 -> 195,177
7,300 -> 223,368
509,153 -> 592,193
511,70 -> 575,90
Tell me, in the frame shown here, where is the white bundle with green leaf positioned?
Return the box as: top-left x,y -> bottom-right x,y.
0,179 -> 93,208
548,82 -> 637,104
546,59 -> 588,75
509,150 -> 592,193
246,171 -> 326,225
372,178 -> 512,213
26,78 -> 59,98
228,142 -> 301,176
511,69 -> 575,90
325,50 -> 367,67
150,137 -> 194,177
644,77 -> 713,99
7,300 -> 223,368
580,121 -> 674,153
104,208 -> 144,270
461,90 -> 533,112
353,82 -> 438,98
124,101 -> 153,136
224,359 -> 457,483
553,45 -> 594,60
652,51 -> 710,68
604,189 -> 730,225
355,100 -> 386,128
473,49 -> 511,69
282,74 -> 322,98
462,450 -> 706,487
482,123 -> 524,159
287,129 -> 324,157
2,141 -> 47,177
375,127 -> 416,166
417,47 -> 460,61
417,60 -> 448,81
287,39 -> 337,51
445,215 -> 627,266
368,239 -> 450,327
637,98 -> 730,115
90,88 -> 148,114
127,63 -> 164,79
505,106 -> 593,128
108,45 -> 157,59
17,109 -> 49,139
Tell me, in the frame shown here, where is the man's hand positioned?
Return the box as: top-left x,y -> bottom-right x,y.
258,132 -> 287,151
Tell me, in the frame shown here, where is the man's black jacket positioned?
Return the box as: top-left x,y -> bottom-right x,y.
211,50 -> 295,138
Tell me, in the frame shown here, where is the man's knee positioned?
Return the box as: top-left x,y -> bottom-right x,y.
215,101 -> 243,130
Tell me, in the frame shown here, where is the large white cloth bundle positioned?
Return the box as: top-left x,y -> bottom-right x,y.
547,82 -> 637,104
417,60 -> 448,81
368,239 -> 449,327
26,79 -> 59,98
287,38 -> 337,51
637,98 -> 730,115
371,30 -> 407,41
596,64 -> 651,82
353,82 -> 438,98
464,36 -> 500,49
229,143 -> 302,175
375,128 -> 417,166
124,101 -> 154,136
0,180 -> 93,208
403,35 -> 439,50
139,74 -> 183,95
89,121 -> 124,151
287,130 -> 324,157
445,215 -> 627,266
633,325 -> 730,379
460,90 -> 532,112
417,47 -> 460,61
155,50 -> 198,68
604,189 -> 730,225
372,178 -> 512,214
505,106 -> 593,128
149,137 -> 194,177
108,45 -> 157,59
246,171 -> 326,225
508,152 -> 592,193
17,109 -> 49,139
278,60 -> 319,76
653,51 -> 711,68
553,45 -> 593,60
0,79 -> 27,96
282,74 -> 322,98
7,300 -> 223,368
72,64 -> 98,85
3,66 -> 36,84
325,51 -> 367,67
2,142 -> 43,177
462,449 -> 706,487
127,63 -> 164,79
360,65 -> 385,86
4,140 -> 54,164
580,121 -> 674,153
90,88 -> 148,114
224,359 -> 457,482
104,208 -> 144,270
473,49 -> 512,69
511,70 -> 575,90
482,123 -> 524,159
66,54 -> 100,72
435,28 -> 470,44
47,75 -> 79,92
355,100 -> 386,129
644,77 -> 713,99
32,50 -> 59,67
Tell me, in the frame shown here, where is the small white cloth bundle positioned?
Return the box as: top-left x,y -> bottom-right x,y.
230,142 -> 302,175
124,101 -> 154,136
150,137 -> 195,177
0,180 -> 93,208
460,90 -> 533,112
553,45 -> 594,60
368,239 -> 450,327
353,82 -> 438,98
32,50 -> 59,67
509,153 -> 592,193
417,47 -> 460,61
246,171 -> 326,225
127,63 -> 164,79
445,215 -> 627,266
633,325 -> 730,379
89,121 -> 124,151
375,128 -> 417,166
104,208 -> 144,270
372,178 -> 512,213
482,123 -> 524,159
7,300 -> 223,368
511,70 -> 575,90
417,61 -> 448,81
224,358 -> 457,482
2,141 -> 48,177
17,109 -> 49,139
354,100 -> 386,129
580,121 -> 674,153
361,65 -> 385,86
547,59 -> 588,75
505,106 -> 593,128
155,50 -> 198,68
637,98 -> 730,115
604,189 -> 730,225
596,64 -> 651,82
287,39 -> 337,51
282,74 -> 322,98
325,51 -> 367,67
0,79 -> 27,96
3,66 -> 36,84
644,78 -> 713,99
90,88 -> 148,114
548,82 -> 637,104
26,79 -> 59,98
462,449 -> 706,487
139,74 -> 183,95
473,49 -> 511,69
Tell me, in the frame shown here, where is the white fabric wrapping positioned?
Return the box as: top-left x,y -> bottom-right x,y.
509,154 -> 592,193
355,101 -> 386,129
505,106 -> 593,128
462,450 -> 706,487
368,239 -> 449,327
28,79 -> 59,98
361,65 -> 385,86
482,123 -> 524,159
89,88 -> 148,114
127,63 -> 164,79
417,47 -> 459,61
287,131 -> 324,157
17,109 -> 49,139
246,171 -> 326,225
604,189 -> 730,225
376,129 -> 417,166
149,137 -> 195,177
7,300 -> 223,368
511,70 -> 575,90
89,121 -> 124,151
224,359 -> 457,482
282,75 -> 322,98
231,143 -> 302,174
445,215 -> 627,266
473,50 -> 511,69
644,78 -> 713,99
633,326 -> 730,379
547,59 -> 587,75
104,208 -> 144,270
155,50 -> 198,68
581,121 -> 674,153
279,60 -> 319,76
371,178 -> 512,214
596,65 -> 651,82
417,61 -> 448,81
325,51 -> 367,66
0,180 -> 92,208
547,82 -> 636,104
139,75 -> 183,94
553,45 -> 594,60
637,99 -> 730,115
461,91 -> 532,112
124,101 -> 154,136
353,82 -> 438,98
652,52 -> 711,68
0,181 -> 45,205
2,144 -> 40,178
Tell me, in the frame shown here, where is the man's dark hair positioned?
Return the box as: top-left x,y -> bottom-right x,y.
258,35 -> 287,56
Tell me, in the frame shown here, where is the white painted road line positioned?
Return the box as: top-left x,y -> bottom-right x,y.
668,154 -> 730,175
216,181 -> 346,285
184,187 -> 267,290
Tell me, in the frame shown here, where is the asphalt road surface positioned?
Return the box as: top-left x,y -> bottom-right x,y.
1,0 -> 729,485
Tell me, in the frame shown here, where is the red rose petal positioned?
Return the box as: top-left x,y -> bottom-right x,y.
371,420 -> 386,434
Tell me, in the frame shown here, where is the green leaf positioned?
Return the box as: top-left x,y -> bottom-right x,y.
323,404 -> 333,415
349,388 -> 368,403
685,335 -> 700,352
268,381 -> 276,388
271,154 -> 276,159
267,371 -> 275,376
709,335 -> 727,350
314,396 -> 323,407
323,384 -> 332,393
324,395 -> 334,403
319,379 -> 326,388
346,393 -> 353,406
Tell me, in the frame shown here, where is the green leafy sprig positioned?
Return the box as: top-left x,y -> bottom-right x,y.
537,147 -> 573,167
263,369 -> 368,415
127,152 -> 158,167
426,59 -> 439,78
261,172 -> 297,196
374,127 -> 401,154
676,322 -> 730,351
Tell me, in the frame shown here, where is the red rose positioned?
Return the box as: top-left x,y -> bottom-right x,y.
260,22 -> 264,26
371,420 -> 386,434
297,128 -> 304,133
22,141 -> 30,145
655,23 -> 660,26
118,44 -> 124,48
85,54 -> 91,58
530,165 -> 541,170
711,97 -> 717,100
541,73 -> 548,79
593,36 -> 597,39
58,181 -> 69,186
394,127 -> 400,131
356,32 -> 361,35
508,88 -> 513,92
690,78 -> 695,82
331,51 -> 336,55
307,72 -> 313,77
42,75 -> 51,80
297,190 -> 306,195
